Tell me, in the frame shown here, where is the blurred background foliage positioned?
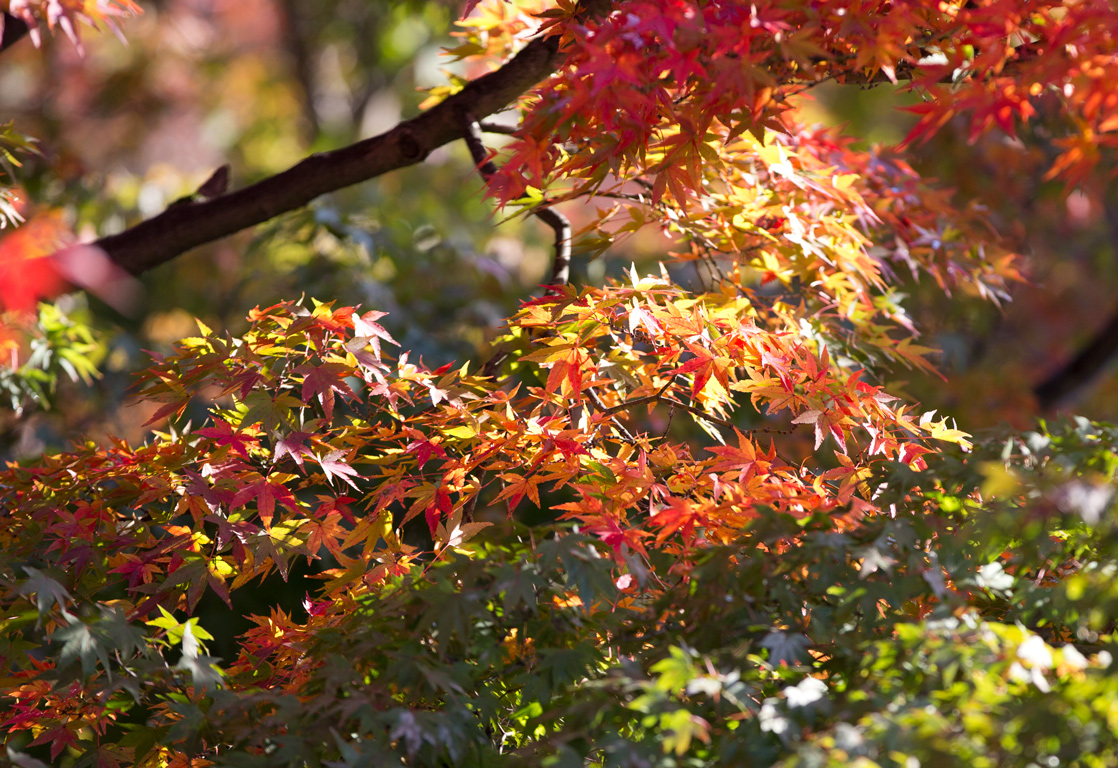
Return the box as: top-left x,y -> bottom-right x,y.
2,0 -> 1117,448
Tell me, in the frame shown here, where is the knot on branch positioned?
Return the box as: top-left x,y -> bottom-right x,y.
397,129 -> 425,162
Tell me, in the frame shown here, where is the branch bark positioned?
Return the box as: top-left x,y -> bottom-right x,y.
462,117 -> 571,291
92,33 -> 562,276
1034,187 -> 1118,411
76,4 -> 1040,278
1,13 -> 30,56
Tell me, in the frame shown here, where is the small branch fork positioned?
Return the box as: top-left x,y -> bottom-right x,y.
463,116 -> 652,449
461,114 -> 571,291
597,379 -> 794,437
464,116 -> 792,443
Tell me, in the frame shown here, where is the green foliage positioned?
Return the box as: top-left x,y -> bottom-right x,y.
0,299 -> 105,421
0,121 -> 36,230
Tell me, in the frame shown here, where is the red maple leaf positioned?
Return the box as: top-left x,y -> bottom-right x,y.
294,362 -> 355,422
196,419 -> 260,460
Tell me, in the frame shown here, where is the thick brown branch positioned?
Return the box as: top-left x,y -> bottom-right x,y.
93,33 -> 562,276
81,6 -> 1043,278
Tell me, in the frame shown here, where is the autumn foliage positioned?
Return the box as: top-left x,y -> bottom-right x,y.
3,1 -> 1118,766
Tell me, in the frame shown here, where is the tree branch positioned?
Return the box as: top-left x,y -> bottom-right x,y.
76,5 -> 1045,278
461,114 -> 571,291
276,0 -> 321,143
1,13 -> 30,56
1034,187 -> 1118,410
92,33 -> 563,276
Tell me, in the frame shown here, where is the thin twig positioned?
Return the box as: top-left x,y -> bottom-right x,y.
586,388 -> 637,444
661,405 -> 675,439
461,469 -> 489,522
461,112 -> 572,292
597,378 -> 677,418
596,379 -> 794,437
479,121 -> 520,135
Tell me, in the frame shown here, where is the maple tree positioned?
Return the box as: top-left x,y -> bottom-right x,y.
3,0 -> 1118,765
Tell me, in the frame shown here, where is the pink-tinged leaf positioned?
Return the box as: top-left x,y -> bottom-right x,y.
346,336 -> 390,380
829,422 -> 847,455
143,396 -> 191,426
427,381 -> 451,407
314,494 -> 357,524
405,437 -> 447,468
353,309 -> 399,360
460,0 -> 484,20
274,431 -> 315,469
791,409 -> 822,426
30,724 -> 79,761
316,449 -> 362,490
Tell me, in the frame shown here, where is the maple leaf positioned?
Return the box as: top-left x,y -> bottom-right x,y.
29,724 -> 80,761
405,434 -> 448,468
352,309 -> 399,361
196,419 -> 260,460
401,482 -> 454,535
790,407 -> 849,454
459,0 -> 487,21
0,210 -> 136,311
273,430 -> 315,469
313,493 -> 357,524
494,471 -> 546,513
143,395 -> 192,427
303,512 -> 346,559
707,429 -> 774,482
230,474 -> 301,529
920,411 -> 973,452
294,362 -> 355,422
673,343 -> 732,405
543,347 -> 591,402
433,507 -> 493,549
426,488 -> 454,536
315,449 -> 362,489
16,566 -> 72,619
0,213 -> 69,311
648,497 -> 704,546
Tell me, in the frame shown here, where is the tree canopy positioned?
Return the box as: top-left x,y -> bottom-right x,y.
3,1 -> 1118,766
